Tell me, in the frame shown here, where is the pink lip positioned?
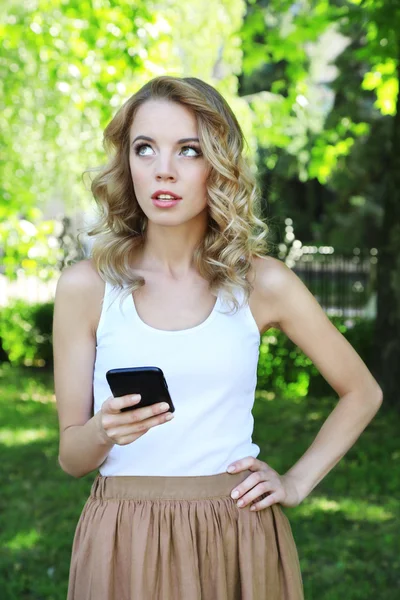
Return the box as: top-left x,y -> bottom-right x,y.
151,189 -> 182,199
152,198 -> 181,208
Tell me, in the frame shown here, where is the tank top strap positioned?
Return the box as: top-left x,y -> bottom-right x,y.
96,279 -> 125,342
219,284 -> 260,339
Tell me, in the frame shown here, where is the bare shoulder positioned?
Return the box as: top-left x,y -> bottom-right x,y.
248,255 -> 293,330
250,253 -> 325,329
57,258 -> 104,291
250,255 -> 292,295
55,259 -> 105,335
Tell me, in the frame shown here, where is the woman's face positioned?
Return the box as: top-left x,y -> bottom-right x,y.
129,99 -> 210,227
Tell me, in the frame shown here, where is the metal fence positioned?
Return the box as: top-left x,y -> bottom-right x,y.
289,247 -> 378,319
0,247 -> 378,319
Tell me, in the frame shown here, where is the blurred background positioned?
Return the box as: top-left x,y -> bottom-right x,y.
1,0 -> 399,598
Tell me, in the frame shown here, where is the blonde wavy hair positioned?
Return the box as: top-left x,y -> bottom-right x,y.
83,75 -> 270,313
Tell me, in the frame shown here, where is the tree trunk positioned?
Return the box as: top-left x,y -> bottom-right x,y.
374,50 -> 400,410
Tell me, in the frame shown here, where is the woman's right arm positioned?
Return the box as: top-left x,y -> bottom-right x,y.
53,260 -> 115,478
53,260 -> 174,478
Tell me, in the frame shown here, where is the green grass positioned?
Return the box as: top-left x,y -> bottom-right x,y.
0,364 -> 399,599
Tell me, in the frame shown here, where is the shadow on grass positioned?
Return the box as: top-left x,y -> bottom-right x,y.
0,365 -> 93,600
0,437 -> 92,600
0,364 -> 399,599
253,391 -> 400,599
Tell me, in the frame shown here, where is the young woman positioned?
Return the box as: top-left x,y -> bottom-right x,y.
53,75 -> 383,600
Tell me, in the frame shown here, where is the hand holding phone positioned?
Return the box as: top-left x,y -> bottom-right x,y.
96,393 -> 174,446
95,367 -> 175,446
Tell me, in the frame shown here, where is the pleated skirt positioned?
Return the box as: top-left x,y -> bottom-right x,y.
67,469 -> 304,600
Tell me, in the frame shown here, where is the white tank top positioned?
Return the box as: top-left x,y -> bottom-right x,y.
93,281 -> 261,476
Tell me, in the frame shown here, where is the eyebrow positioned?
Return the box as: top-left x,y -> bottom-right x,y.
132,135 -> 200,145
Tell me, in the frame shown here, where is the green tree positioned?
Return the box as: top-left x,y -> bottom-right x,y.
1,0 -> 250,277
239,0 -> 399,407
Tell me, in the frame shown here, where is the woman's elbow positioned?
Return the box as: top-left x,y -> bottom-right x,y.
58,454 -> 86,478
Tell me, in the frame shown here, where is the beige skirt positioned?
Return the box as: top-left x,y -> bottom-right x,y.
67,469 -> 304,600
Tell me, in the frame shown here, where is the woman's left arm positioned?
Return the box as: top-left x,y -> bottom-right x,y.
227,257 -> 383,511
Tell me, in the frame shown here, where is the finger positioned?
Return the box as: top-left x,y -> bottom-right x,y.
233,481 -> 272,508
250,491 -> 283,511
116,401 -> 171,425
106,394 -> 142,413
230,471 -> 266,500
130,410 -> 175,434
227,456 -> 263,473
108,411 -> 174,441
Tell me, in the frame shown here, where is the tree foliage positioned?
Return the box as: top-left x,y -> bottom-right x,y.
0,0 -> 251,277
1,0 -> 400,404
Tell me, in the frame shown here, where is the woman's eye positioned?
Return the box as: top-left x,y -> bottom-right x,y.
135,144 -> 153,156
134,144 -> 202,157
181,145 -> 202,157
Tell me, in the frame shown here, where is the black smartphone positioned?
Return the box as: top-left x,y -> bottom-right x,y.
105,366 -> 175,413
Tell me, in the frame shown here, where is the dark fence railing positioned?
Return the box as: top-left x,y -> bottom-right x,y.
285,246 -> 378,319
1,232 -> 378,320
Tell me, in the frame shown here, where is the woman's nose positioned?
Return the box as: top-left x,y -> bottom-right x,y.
156,171 -> 176,181
155,154 -> 177,180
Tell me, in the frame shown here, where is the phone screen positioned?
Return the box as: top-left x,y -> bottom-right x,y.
106,366 -> 175,413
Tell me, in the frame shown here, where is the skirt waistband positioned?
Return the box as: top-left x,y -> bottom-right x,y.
90,469 -> 252,501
